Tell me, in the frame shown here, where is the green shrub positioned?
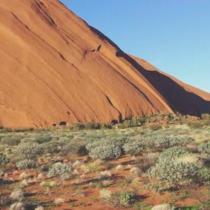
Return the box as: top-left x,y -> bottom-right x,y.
188,121 -> 208,128
16,159 -> 37,169
148,147 -> 198,189
86,138 -> 126,160
158,147 -> 189,161
47,162 -> 72,179
197,167 -> 210,183
88,144 -> 122,160
1,136 -> 21,146
201,113 -> 210,120
198,141 -> 210,154
111,192 -> 137,207
15,142 -> 42,160
0,153 -> 8,165
123,139 -> 144,155
63,139 -> 88,156
149,160 -> 198,188
123,135 -> 192,155
118,192 -> 137,207
34,134 -> 52,144
41,141 -> 63,154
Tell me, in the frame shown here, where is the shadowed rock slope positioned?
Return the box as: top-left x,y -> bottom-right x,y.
0,0 -> 209,128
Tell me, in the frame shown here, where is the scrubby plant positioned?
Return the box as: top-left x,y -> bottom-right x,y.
197,167 -> 210,183
148,147 -> 199,189
110,191 -> 137,207
0,136 -> 21,146
62,139 -> 88,156
16,159 -> 37,169
41,141 -> 62,154
138,153 -> 159,172
149,160 -> 199,188
123,135 -> 192,155
34,134 -> 52,144
14,142 -> 42,160
158,146 -> 189,161
40,181 -> 57,192
99,189 -> 137,207
47,162 -> 72,179
0,153 -> 8,165
88,144 -> 122,160
86,138 -> 126,160
118,192 -> 137,207
123,139 -> 144,155
152,134 -> 191,148
99,189 -> 112,201
81,161 -> 101,173
198,141 -> 210,154
188,121 -> 208,128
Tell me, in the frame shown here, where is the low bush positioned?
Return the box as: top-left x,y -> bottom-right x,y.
0,153 -> 8,165
14,142 -> 42,160
86,138 -> 126,160
88,144 -> 122,160
47,162 -> 72,179
198,141 -> 210,154
148,147 -> 199,189
34,134 -> 52,144
197,167 -> 210,183
16,159 -> 37,169
62,139 -> 88,156
0,136 -> 21,146
123,140 -> 144,155
123,135 -> 192,155
41,141 -> 63,154
110,191 -> 137,207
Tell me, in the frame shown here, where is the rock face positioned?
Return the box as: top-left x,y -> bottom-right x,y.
0,0 -> 209,128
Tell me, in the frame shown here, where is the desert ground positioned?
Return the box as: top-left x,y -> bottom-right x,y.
1,114 -> 210,210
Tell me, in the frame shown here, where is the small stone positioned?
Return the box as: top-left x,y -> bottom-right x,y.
151,204 -> 175,210
102,180 -> 114,187
72,160 -> 82,168
35,206 -> 44,210
99,170 -> 112,179
10,189 -> 24,201
130,167 -> 142,176
37,173 -> 44,180
9,202 -> 25,210
19,172 -> 29,180
73,169 -> 79,175
54,198 -> 65,206
115,164 -> 124,171
19,179 -> 29,188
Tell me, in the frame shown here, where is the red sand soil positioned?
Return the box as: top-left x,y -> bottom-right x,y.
0,0 -> 209,128
1,155 -> 208,210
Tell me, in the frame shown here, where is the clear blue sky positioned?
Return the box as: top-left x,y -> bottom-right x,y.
61,0 -> 210,92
